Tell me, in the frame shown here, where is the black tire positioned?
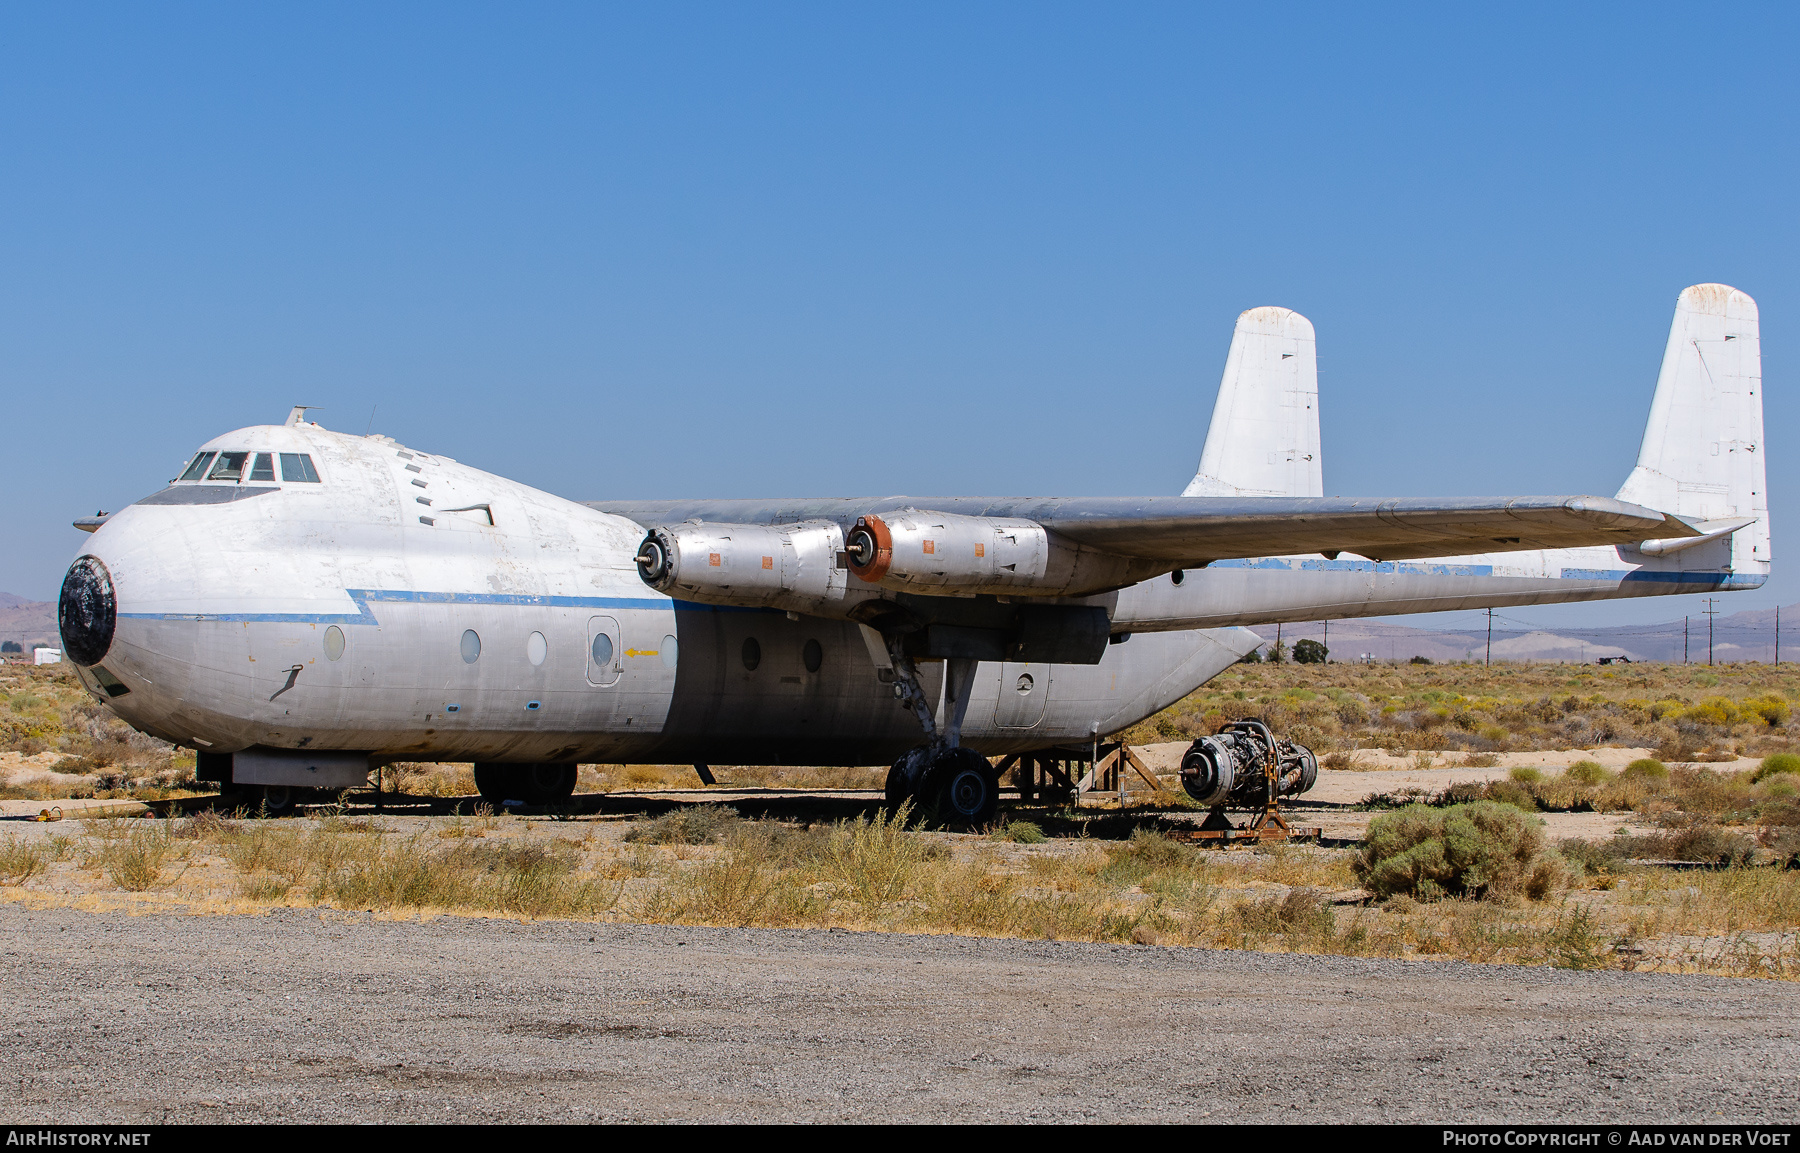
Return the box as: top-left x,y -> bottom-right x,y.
884,747 -> 933,815
517,763 -> 577,806
930,747 -> 998,827
472,763 -> 517,807
474,762 -> 577,807
257,784 -> 301,817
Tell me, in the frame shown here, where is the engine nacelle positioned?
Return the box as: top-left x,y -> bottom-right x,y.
1179,720 -> 1318,808
845,510 -> 1148,596
636,520 -> 847,613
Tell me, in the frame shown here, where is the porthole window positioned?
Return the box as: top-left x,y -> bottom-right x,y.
803,638 -> 823,673
741,637 -> 761,671
1170,569 -> 1185,586
527,631 -> 548,666
323,625 -> 345,661
661,634 -> 679,669
591,632 -> 614,667
1015,673 -> 1034,695
460,629 -> 481,664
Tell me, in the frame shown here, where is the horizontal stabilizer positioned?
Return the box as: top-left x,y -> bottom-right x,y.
1635,516 -> 1756,558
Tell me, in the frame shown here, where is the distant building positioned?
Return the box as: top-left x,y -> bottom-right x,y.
33,647 -> 62,665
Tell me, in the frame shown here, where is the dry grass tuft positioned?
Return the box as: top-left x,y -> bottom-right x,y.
625,806 -> 739,845
0,837 -> 48,884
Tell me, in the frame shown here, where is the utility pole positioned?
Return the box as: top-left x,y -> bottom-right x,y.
1684,617 -> 1689,664
1322,619 -> 1328,662
1777,606 -> 1781,666
1704,598 -> 1720,666
1486,608 -> 1493,666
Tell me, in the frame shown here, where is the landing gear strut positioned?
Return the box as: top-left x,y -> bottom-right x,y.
881,637 -> 999,826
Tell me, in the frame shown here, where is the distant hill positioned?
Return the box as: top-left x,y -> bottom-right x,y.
1250,601 -> 1799,665
0,594 -> 58,650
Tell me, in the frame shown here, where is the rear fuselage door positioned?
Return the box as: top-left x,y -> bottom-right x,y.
587,615 -> 622,686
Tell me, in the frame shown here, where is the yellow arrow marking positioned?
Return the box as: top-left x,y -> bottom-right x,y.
625,649 -> 659,658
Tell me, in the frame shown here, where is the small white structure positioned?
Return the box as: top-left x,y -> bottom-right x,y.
33,648 -> 62,665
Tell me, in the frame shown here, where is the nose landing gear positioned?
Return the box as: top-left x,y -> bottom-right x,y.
881,637 -> 998,826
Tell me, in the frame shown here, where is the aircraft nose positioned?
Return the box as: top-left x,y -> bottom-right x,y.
58,554 -> 117,667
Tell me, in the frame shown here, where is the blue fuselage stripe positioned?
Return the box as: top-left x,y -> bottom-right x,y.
118,588 -> 676,625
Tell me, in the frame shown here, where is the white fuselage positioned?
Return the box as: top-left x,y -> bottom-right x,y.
72,424 -> 1250,764
69,422 -> 1760,768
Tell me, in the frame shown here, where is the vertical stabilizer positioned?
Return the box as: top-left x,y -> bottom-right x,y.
1616,284 -> 1769,574
1183,307 -> 1321,498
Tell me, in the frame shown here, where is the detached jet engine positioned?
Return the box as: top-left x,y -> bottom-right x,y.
1179,720 -> 1319,808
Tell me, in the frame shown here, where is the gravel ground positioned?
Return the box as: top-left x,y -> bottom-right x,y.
1,904 -> 1796,1123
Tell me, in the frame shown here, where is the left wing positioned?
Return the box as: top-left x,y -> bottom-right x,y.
590,494 -> 1692,568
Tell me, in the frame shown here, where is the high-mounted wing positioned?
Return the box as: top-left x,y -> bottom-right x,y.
591,493 -> 1690,570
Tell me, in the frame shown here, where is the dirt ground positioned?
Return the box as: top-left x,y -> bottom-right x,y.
1,903 -> 1795,1124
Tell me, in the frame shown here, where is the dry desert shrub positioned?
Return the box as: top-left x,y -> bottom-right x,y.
1356,802 -> 1570,902
90,822 -> 181,891
625,806 -> 740,845
992,820 -> 1047,844
308,833 -> 619,919
382,762 -> 474,798
0,836 -> 47,884
1754,753 -> 1800,783
817,804 -> 938,909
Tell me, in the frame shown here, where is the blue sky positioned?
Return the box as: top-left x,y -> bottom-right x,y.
4,3 -> 1796,632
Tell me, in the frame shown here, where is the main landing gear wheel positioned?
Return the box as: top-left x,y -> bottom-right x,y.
473,763 -> 578,807
883,747 -> 934,815
255,784 -> 301,817
885,747 -> 998,827
932,747 -> 999,827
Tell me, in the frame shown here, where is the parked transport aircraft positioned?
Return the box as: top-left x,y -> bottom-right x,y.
58,284 -> 1765,821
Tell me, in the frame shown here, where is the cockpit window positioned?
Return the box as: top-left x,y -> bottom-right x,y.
207,452 -> 249,481
249,453 -> 276,482
280,453 -> 321,483
177,452 -> 216,482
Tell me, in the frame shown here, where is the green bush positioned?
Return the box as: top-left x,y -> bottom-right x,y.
994,820 -> 1047,844
1509,767 -> 1543,784
1355,801 -> 1569,901
1482,779 -> 1540,812
1753,753 -> 1800,783
1565,760 -> 1610,786
1621,758 -> 1669,783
